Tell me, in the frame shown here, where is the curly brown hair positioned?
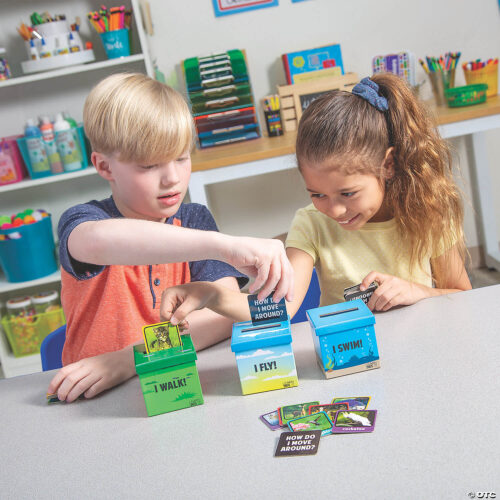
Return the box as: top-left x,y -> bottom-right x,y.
296,72 -> 466,287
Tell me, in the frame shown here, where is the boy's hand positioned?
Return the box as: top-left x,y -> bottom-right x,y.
160,282 -> 218,326
361,271 -> 428,312
224,236 -> 294,303
47,347 -> 136,403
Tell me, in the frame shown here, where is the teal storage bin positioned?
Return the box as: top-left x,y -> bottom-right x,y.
0,216 -> 58,283
17,126 -> 88,179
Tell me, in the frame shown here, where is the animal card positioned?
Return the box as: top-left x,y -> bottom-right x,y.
247,293 -> 287,325
142,321 -> 182,354
331,397 -> 370,410
343,281 -> 378,305
275,430 -> 322,457
331,410 -> 377,433
308,403 -> 349,415
260,410 -> 281,430
279,401 -> 319,426
288,411 -> 334,436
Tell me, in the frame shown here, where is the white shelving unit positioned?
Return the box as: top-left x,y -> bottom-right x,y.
0,0 -> 154,377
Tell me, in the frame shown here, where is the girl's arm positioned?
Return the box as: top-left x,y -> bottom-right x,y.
68,219 -> 293,301
161,247 -> 314,324
361,244 -> 472,312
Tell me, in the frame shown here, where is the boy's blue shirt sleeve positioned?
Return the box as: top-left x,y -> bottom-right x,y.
175,203 -> 248,289
58,200 -> 112,280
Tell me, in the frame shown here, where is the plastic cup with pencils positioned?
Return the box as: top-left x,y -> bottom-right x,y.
263,95 -> 283,137
89,6 -> 132,59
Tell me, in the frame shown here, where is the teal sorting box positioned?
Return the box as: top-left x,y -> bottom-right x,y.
134,335 -> 204,417
231,318 -> 298,395
307,299 -> 380,379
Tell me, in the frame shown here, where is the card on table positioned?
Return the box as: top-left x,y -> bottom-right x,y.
331,410 -> 377,433
46,393 -> 85,404
247,293 -> 287,325
279,401 -> 320,426
308,402 -> 349,415
288,411 -> 334,436
260,410 -> 281,430
142,321 -> 182,354
275,430 -> 322,457
343,281 -> 378,304
331,397 -> 370,410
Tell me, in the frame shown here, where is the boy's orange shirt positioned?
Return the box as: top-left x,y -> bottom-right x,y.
58,198 -> 246,365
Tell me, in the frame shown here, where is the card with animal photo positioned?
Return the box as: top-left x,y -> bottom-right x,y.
331,397 -> 370,410
331,410 -> 377,433
142,321 -> 183,353
274,430 -> 322,457
260,410 -> 281,430
308,403 -> 349,415
288,411 -> 334,436
279,401 -> 319,426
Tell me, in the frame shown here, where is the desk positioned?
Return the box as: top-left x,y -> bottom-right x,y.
1,286 -> 499,499
190,96 -> 500,269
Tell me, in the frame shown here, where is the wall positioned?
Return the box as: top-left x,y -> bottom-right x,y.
147,0 -> 500,255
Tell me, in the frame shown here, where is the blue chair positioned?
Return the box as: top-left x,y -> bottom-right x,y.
40,324 -> 66,371
291,268 -> 320,324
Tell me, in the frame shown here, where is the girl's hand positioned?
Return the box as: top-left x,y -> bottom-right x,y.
361,271 -> 429,312
160,282 -> 219,326
47,347 -> 136,403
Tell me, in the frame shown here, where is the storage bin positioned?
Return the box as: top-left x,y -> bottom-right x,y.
0,135 -> 28,186
231,317 -> 298,395
16,126 -> 88,179
1,306 -> 65,357
444,84 -> 488,108
0,215 -> 58,283
99,29 -> 130,59
464,64 -> 498,97
307,299 -> 380,379
134,335 -> 204,417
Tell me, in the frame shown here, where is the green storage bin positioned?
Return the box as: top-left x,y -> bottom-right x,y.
134,335 -> 204,417
444,84 -> 488,107
1,307 -> 65,357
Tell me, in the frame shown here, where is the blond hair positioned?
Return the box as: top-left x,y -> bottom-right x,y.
83,73 -> 193,163
296,72 -> 466,288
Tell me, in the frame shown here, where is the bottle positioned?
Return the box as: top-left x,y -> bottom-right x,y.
39,38 -> 51,58
24,119 -> 51,173
68,33 -> 80,53
29,39 -> 39,61
56,36 -> 69,55
31,290 -> 60,314
6,296 -> 34,319
40,117 -> 63,174
0,47 -> 12,80
0,142 -> 17,184
54,113 -> 81,171
62,112 -> 82,158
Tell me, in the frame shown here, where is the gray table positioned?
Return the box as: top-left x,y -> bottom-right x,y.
1,286 -> 499,500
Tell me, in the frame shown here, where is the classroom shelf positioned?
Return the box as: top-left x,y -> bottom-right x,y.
0,166 -> 97,194
0,54 -> 147,89
0,271 -> 61,295
0,325 -> 41,378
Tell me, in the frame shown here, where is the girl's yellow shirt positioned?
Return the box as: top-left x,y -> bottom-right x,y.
286,204 -> 433,306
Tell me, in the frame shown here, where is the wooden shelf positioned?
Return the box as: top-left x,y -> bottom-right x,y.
428,94 -> 500,125
0,54 -> 146,89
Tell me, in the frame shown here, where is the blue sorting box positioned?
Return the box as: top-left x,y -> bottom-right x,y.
231,317 -> 298,395
307,299 -> 380,379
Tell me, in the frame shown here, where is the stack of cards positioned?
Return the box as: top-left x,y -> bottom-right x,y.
343,281 -> 378,304
142,321 -> 183,354
262,397 -> 378,456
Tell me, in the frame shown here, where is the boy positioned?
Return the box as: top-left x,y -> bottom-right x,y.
48,73 -> 293,402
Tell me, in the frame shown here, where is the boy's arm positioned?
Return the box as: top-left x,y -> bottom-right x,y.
47,345 -> 137,403
161,248 -> 314,324
68,219 -> 293,301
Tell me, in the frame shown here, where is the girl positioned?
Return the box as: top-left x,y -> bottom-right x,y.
160,73 -> 471,325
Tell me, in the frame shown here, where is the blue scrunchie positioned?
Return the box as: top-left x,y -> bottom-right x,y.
352,77 -> 388,112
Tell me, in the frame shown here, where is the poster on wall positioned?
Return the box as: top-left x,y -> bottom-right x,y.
212,0 -> 279,17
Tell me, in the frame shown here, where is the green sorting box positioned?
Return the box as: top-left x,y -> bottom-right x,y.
134,335 -> 204,417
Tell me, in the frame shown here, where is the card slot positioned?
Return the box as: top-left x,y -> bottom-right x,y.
319,307 -> 358,318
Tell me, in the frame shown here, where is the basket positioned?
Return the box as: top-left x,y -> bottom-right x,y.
0,135 -> 28,186
16,125 -> 89,179
1,307 -> 65,357
0,215 -> 58,283
464,64 -> 498,97
444,84 -> 488,108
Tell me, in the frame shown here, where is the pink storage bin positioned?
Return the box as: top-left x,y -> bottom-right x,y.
0,135 -> 28,186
